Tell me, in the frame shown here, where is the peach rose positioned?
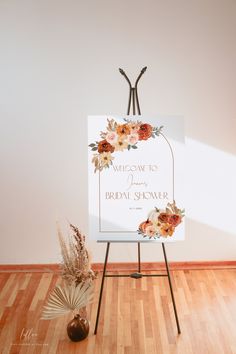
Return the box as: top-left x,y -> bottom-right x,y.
106,132 -> 118,145
127,133 -> 139,145
139,220 -> 153,233
145,225 -> 157,238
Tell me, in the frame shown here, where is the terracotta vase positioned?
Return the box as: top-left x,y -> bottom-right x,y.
67,314 -> 89,342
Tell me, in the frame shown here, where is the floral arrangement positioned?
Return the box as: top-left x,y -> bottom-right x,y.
89,117 -> 163,172
138,201 -> 185,239
41,224 -> 97,326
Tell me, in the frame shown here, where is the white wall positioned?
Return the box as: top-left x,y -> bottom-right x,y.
0,0 -> 235,264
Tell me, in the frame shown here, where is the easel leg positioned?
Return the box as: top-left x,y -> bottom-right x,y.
162,243 -> 181,334
138,242 -> 141,273
94,242 -> 110,335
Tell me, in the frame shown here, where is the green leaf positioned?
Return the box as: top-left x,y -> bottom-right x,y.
92,147 -> 98,151
89,143 -> 96,147
128,145 -> 131,150
132,145 -> 138,149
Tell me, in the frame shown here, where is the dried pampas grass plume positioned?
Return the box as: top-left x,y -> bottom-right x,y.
57,223 -> 97,286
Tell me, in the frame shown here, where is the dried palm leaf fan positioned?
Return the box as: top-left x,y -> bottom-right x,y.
41,282 -> 93,320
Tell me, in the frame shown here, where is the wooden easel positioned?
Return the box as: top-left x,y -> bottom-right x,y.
94,67 -> 181,335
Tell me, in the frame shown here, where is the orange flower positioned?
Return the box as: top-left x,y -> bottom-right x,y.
116,124 -> 131,136
159,223 -> 175,237
138,123 -> 153,140
97,140 -> 115,154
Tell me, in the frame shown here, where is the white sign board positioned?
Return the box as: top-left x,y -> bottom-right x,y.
88,116 -> 185,242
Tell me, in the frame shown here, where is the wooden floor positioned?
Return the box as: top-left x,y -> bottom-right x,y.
0,269 -> 236,354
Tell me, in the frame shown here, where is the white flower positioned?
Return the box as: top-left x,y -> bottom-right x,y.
148,209 -> 161,222
99,152 -> 114,167
114,137 -> 128,151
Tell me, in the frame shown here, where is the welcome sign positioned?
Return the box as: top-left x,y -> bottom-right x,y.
88,116 -> 185,242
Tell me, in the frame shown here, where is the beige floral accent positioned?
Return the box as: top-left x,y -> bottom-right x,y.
114,137 -> 128,151
99,152 -> 114,167
92,152 -> 114,172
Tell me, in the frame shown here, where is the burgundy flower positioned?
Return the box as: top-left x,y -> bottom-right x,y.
97,140 -> 115,154
158,213 -> 170,223
138,124 -> 153,140
168,214 -> 182,227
